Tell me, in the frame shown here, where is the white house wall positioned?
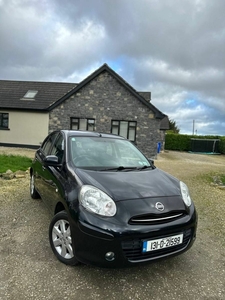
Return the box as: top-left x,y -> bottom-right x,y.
0,110 -> 49,146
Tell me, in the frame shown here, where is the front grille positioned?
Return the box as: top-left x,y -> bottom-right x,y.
129,212 -> 186,225
122,229 -> 192,262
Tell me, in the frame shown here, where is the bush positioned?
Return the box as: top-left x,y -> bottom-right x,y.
165,134 -> 225,153
165,134 -> 192,151
219,137 -> 225,154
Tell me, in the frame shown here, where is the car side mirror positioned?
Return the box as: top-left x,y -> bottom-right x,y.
149,159 -> 155,166
44,155 -> 62,167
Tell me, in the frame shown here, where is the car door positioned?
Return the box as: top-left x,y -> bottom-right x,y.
41,132 -> 67,213
34,132 -> 58,195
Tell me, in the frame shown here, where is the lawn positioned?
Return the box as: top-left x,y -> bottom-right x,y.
0,154 -> 32,173
221,174 -> 225,185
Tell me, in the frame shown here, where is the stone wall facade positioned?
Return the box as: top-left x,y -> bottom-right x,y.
49,71 -> 162,158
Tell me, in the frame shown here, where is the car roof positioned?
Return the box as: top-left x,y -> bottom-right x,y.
60,130 -> 125,140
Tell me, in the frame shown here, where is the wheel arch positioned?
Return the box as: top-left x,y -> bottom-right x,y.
54,202 -> 66,215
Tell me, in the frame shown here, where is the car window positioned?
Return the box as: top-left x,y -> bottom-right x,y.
116,142 -> 139,159
50,133 -> 64,164
69,136 -> 150,169
41,132 -> 58,156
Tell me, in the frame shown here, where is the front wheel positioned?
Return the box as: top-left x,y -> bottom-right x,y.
49,211 -> 79,266
30,173 -> 40,199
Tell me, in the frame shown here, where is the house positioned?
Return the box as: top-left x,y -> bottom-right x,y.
0,64 -> 169,158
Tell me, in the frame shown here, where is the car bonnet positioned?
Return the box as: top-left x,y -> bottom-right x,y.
75,168 -> 182,202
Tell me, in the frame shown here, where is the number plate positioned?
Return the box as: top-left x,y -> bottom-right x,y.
142,233 -> 183,252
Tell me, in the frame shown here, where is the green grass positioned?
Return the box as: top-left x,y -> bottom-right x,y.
221,175 -> 225,185
0,154 -> 32,173
210,172 -> 225,185
198,172 -> 225,186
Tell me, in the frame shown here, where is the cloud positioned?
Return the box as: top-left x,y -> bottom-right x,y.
0,0 -> 224,135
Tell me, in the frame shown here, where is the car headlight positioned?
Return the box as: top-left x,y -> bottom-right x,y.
180,181 -> 192,207
79,185 -> 116,217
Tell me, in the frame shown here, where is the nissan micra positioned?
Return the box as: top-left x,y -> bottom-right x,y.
30,130 -> 197,268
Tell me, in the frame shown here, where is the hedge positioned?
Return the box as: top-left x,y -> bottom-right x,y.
219,137 -> 225,154
165,134 -> 225,154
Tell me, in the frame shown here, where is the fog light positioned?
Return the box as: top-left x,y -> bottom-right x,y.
105,252 -> 115,261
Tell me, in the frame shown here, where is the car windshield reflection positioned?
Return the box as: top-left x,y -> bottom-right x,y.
69,136 -> 151,169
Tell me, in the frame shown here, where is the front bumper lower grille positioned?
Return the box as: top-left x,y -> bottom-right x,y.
121,229 -> 192,262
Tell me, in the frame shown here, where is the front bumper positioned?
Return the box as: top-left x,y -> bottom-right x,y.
69,205 -> 198,268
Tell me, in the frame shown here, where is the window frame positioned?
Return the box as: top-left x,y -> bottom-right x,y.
111,120 -> 137,142
0,113 -> 9,129
70,118 -> 95,131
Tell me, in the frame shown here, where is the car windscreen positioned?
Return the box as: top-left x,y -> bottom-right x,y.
69,136 -> 151,170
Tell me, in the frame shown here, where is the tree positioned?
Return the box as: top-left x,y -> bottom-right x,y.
168,118 -> 180,134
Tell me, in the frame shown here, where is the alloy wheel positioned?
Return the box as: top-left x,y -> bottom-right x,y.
52,219 -> 74,259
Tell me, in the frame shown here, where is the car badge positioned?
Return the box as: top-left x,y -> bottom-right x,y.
155,202 -> 164,211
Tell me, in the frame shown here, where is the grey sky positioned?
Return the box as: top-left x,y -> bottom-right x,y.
0,0 -> 224,135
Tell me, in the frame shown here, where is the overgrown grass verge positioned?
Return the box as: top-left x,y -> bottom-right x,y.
0,154 -> 32,173
200,172 -> 225,186
220,175 -> 225,185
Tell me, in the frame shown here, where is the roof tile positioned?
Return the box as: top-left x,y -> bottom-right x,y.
0,80 -> 76,110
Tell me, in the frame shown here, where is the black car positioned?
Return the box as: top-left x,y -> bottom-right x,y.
30,130 -> 197,268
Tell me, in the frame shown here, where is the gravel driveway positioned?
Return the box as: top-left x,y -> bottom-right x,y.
0,149 -> 225,300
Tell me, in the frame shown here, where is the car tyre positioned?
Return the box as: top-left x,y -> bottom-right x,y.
30,173 -> 40,199
49,210 -> 79,266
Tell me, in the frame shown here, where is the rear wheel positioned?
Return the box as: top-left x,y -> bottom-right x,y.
49,211 -> 79,266
30,173 -> 40,199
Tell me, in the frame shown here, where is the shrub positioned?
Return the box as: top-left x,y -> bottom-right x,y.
165,134 -> 225,153
219,137 -> 225,154
165,134 -> 192,151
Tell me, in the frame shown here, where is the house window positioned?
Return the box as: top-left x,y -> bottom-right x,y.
111,120 -> 137,142
23,90 -> 38,99
70,118 -> 95,131
0,113 -> 9,129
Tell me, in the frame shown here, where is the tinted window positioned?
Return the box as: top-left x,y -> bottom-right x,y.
41,133 -> 58,156
50,133 -> 64,163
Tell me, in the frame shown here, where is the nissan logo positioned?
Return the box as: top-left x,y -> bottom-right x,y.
155,202 -> 164,211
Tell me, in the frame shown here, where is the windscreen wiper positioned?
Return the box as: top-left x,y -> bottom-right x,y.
136,165 -> 155,170
101,166 -> 137,171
